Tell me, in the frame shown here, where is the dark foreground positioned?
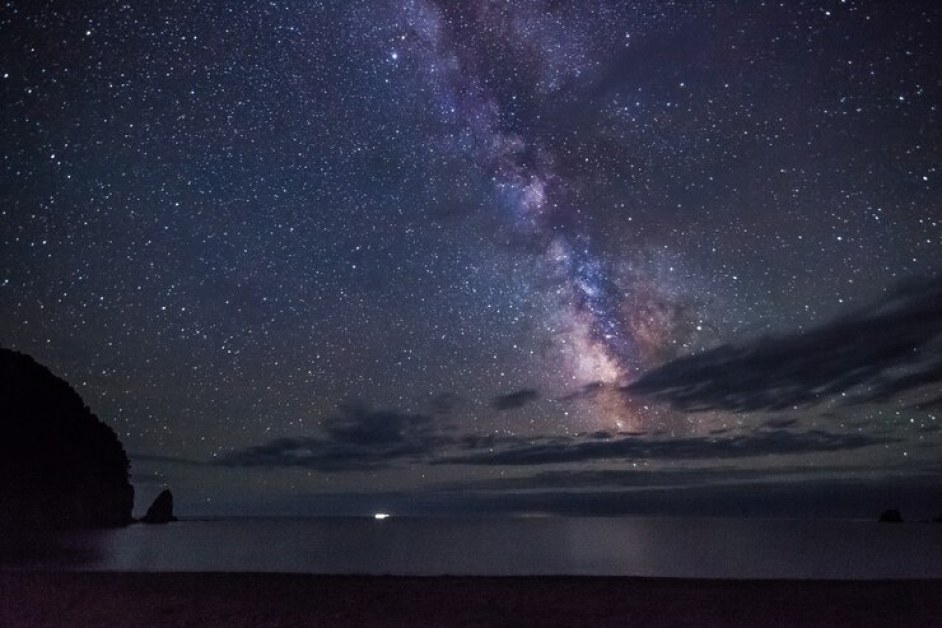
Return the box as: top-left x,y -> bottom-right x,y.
2,571 -> 942,627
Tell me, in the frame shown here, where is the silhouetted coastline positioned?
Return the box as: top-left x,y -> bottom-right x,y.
0,348 -> 134,532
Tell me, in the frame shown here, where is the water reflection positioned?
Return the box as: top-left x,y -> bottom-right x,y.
4,517 -> 942,579
0,527 -> 104,569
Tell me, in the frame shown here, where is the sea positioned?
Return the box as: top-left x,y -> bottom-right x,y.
9,517 -> 942,579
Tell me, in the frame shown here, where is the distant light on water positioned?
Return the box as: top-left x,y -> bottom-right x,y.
374,513 -> 390,520
22,518 -> 942,578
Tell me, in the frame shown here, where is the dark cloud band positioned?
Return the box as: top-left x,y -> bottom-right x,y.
219,409 -> 893,471
491,388 -> 540,410
437,429 -> 894,466
628,277 -> 942,412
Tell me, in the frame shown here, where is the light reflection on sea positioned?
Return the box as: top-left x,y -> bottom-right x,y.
10,517 -> 942,579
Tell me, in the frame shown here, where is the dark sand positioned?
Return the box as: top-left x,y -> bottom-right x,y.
2,571 -> 942,627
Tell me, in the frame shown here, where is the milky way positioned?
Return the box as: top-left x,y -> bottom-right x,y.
388,1 -> 701,429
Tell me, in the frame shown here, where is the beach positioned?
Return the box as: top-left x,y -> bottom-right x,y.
3,571 -> 942,627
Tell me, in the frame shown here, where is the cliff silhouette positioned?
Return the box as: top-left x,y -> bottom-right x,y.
0,348 -> 134,530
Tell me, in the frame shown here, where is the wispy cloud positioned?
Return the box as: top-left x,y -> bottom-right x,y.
628,277 -> 942,412
217,388 -> 900,473
428,392 -> 464,415
217,404 -> 447,471
267,470 -> 942,518
219,406 -> 894,471
558,381 -> 608,402
437,429 -> 895,466
491,388 -> 540,410
439,462 -> 942,492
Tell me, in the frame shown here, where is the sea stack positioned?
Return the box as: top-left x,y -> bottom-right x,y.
878,509 -> 903,523
141,489 -> 177,524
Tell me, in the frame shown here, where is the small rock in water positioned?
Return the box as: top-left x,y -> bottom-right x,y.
141,489 -> 177,524
878,509 -> 903,523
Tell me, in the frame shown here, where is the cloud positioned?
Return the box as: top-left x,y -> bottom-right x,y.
557,381 -> 608,402
452,476 -> 942,518
263,471 -> 942,519
910,394 -> 942,411
217,404 -> 447,472
438,461 -> 942,493
130,453 -> 207,466
428,392 -> 463,415
627,276 -> 942,412
438,429 -> 895,466
491,388 -> 540,410
219,402 -> 895,472
762,418 -> 800,429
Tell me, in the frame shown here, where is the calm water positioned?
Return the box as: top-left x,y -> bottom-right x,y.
13,517 -> 942,579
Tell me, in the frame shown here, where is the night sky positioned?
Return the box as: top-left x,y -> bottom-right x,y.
2,0 -> 941,518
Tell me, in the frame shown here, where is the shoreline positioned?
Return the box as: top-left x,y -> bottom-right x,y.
4,571 -> 942,627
